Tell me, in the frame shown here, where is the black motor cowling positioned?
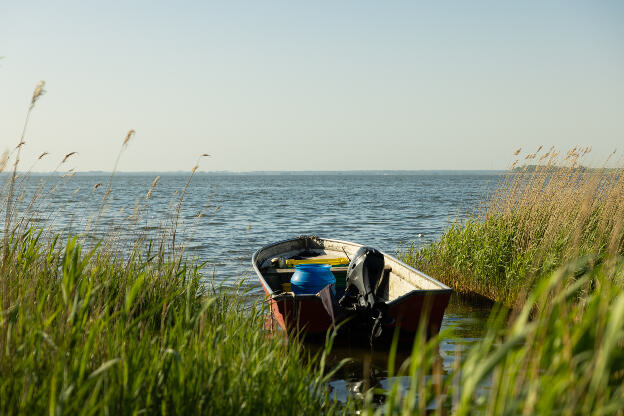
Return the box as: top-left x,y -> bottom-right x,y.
339,247 -> 385,311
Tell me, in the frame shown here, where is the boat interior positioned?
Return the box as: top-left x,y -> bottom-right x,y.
254,236 -> 448,303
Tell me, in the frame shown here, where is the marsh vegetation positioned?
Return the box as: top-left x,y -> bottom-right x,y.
2,83 -> 623,415
400,147 -> 624,307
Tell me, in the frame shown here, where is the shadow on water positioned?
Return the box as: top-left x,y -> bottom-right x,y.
301,292 -> 494,405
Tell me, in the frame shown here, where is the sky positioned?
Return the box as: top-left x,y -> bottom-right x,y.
1,1 -> 623,172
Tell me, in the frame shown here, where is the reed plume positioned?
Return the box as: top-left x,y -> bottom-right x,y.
123,129 -> 135,147
0,150 -> 8,172
31,80 -> 45,105
61,152 -> 77,164
145,176 -> 160,200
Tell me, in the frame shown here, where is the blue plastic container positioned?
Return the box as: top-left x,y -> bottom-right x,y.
290,264 -> 336,295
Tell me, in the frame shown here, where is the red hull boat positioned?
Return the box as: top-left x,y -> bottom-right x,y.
253,236 -> 451,342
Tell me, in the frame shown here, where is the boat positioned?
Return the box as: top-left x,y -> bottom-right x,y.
252,236 -> 452,343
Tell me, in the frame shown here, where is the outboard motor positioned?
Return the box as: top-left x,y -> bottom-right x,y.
337,247 -> 393,342
339,247 -> 385,311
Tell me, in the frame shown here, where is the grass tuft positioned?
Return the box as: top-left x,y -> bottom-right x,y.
0,229 -> 340,415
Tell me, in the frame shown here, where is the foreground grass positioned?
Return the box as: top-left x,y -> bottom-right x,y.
372,257 -> 624,415
1,82 -> 346,415
400,148 -> 624,307
0,230 -> 340,415
3,227 -> 623,415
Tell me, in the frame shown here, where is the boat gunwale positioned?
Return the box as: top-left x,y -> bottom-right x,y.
252,235 -> 452,306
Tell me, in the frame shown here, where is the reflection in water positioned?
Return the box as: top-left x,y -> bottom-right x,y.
304,293 -> 494,404
321,344 -> 430,405
439,293 -> 493,372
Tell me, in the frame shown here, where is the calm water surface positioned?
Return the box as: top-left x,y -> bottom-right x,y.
17,172 -> 501,401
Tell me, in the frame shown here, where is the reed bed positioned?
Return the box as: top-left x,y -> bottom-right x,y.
367,257 -> 624,415
399,147 -> 624,307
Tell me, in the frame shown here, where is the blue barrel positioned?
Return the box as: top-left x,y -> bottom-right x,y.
290,264 -> 336,295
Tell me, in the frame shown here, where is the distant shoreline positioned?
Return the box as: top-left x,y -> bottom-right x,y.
6,170 -> 506,176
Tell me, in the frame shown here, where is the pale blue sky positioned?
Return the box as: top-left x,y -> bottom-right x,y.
1,1 -> 623,171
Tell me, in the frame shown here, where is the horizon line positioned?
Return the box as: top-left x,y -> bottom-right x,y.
8,169 -> 507,175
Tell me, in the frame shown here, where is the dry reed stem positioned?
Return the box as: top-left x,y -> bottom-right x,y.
169,153 -> 209,258
3,82 -> 46,263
